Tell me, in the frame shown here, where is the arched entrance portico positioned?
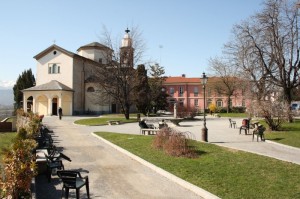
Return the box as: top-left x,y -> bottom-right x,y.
22,80 -> 74,116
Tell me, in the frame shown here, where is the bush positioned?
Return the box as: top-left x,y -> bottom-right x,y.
0,139 -> 37,198
177,107 -> 198,119
0,109 -> 39,198
231,106 -> 246,113
152,128 -> 197,158
217,107 -> 227,113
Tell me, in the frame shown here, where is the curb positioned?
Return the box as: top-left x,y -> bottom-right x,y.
214,143 -> 300,165
91,132 -> 221,199
265,140 -> 300,152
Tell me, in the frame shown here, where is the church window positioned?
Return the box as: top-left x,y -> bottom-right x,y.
87,87 -> 95,92
48,63 -> 61,74
99,58 -> 102,64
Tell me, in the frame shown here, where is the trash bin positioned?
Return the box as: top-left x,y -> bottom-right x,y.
137,113 -> 141,121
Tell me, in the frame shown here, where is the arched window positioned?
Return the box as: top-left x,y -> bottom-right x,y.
87,87 -> 95,92
48,63 -> 60,74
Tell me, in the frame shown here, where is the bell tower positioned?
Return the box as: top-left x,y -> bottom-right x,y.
120,28 -> 134,67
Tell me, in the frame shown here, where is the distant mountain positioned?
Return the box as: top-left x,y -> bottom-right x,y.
0,89 -> 14,106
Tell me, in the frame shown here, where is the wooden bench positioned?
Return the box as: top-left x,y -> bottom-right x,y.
107,120 -> 121,125
141,128 -> 160,135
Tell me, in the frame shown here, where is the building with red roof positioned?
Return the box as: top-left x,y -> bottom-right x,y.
163,74 -> 248,113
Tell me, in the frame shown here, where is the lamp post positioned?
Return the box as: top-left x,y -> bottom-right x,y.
201,72 -> 208,142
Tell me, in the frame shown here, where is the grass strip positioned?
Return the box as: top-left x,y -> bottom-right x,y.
74,117 -> 137,126
95,132 -> 300,199
0,132 -> 17,164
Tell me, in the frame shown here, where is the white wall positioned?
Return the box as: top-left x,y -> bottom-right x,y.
78,49 -> 110,64
36,50 -> 73,88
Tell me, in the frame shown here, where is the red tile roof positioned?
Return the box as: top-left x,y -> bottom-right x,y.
164,76 -> 221,84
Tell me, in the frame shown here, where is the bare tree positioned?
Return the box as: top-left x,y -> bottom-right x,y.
208,57 -> 245,113
90,26 -> 146,119
225,0 -> 300,123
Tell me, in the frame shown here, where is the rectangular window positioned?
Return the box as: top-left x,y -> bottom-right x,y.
194,87 -> 198,97
48,63 -> 61,74
179,99 -> 184,106
207,88 -> 211,97
217,100 -> 223,107
194,99 -> 198,107
170,88 -> 174,97
179,86 -> 184,97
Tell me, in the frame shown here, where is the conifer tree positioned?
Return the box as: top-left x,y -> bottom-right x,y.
148,63 -> 168,113
13,69 -> 35,109
133,64 -> 151,115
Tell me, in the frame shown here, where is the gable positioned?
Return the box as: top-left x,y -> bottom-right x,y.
34,44 -> 76,60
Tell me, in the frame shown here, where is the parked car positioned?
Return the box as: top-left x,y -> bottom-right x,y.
291,101 -> 300,110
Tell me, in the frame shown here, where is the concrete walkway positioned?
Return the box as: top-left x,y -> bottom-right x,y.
35,116 -> 203,199
35,115 -> 300,199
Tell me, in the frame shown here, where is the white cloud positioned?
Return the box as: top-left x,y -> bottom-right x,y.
0,80 -> 15,89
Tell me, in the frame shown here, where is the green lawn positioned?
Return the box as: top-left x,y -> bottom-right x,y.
0,132 -> 17,164
74,116 -> 137,126
218,113 -> 249,118
95,132 -> 300,199
264,119 -> 300,148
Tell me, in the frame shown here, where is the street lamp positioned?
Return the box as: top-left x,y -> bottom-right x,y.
201,72 -> 208,142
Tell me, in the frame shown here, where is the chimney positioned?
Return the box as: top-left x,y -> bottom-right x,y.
182,74 -> 186,77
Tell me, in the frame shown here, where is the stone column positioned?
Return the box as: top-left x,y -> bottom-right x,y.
48,98 -> 52,115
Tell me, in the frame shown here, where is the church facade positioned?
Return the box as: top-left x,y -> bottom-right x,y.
23,30 -> 132,116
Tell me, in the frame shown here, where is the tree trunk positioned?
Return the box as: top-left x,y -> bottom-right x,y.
227,96 -> 231,113
124,103 -> 130,120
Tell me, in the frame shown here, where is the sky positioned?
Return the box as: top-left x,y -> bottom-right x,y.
0,0 -> 264,89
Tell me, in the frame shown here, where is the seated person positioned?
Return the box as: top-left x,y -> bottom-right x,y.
158,119 -> 168,129
139,119 -> 149,129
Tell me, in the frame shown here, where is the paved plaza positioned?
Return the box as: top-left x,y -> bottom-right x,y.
34,115 -> 300,199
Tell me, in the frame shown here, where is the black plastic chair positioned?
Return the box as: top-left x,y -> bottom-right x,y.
57,170 -> 90,199
239,118 -> 251,134
45,154 -> 64,182
252,125 -> 266,142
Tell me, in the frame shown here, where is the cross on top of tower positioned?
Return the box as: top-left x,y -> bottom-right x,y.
125,28 -> 130,33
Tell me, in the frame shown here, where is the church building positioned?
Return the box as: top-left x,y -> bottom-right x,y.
23,30 -> 133,116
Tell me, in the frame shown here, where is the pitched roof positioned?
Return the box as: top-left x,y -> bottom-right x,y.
22,80 -> 73,92
164,76 -> 229,84
164,76 -> 201,84
77,42 -> 112,52
33,44 -> 76,60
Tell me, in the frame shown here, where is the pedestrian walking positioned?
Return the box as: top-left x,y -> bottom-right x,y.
58,107 -> 62,120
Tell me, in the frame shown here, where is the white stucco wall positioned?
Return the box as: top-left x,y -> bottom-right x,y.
36,50 -> 74,88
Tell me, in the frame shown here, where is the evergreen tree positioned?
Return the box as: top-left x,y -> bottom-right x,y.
148,63 -> 168,113
133,64 -> 151,115
13,69 -> 35,109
